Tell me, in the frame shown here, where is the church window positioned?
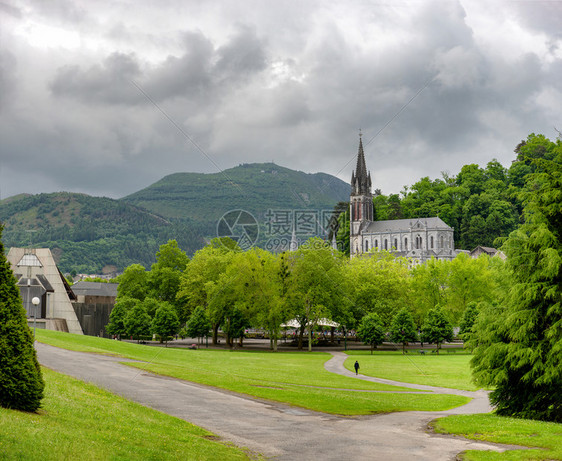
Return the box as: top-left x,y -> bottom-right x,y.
375,240 -> 378,248
440,235 -> 444,249
430,236 -> 434,249
394,238 -> 398,249
404,237 -> 408,249
365,240 -> 369,252
384,239 -> 388,250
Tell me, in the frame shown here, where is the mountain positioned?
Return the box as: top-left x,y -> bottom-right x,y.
1,163 -> 350,273
122,162 -> 350,222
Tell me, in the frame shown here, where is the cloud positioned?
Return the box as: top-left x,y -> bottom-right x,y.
1,0 -> 561,201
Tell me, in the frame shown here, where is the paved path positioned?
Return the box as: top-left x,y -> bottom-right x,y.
36,343 -> 524,460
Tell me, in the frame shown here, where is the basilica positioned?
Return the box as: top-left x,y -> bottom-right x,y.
350,136 -> 457,262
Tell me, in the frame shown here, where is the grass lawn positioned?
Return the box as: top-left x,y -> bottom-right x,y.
36,330 -> 470,415
0,368 -> 253,461
344,350 -> 480,391
431,414 -> 562,460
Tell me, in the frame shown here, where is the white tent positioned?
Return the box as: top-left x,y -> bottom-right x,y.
280,318 -> 339,328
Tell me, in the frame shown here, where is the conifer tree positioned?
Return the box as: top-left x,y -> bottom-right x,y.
0,226 -> 45,412
470,141 -> 562,422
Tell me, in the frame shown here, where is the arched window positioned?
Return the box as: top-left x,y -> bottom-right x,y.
404,237 -> 408,249
416,236 -> 422,249
394,238 -> 398,249
375,239 -> 378,248
384,239 -> 388,250
430,236 -> 434,249
365,240 -> 369,252
440,235 -> 444,249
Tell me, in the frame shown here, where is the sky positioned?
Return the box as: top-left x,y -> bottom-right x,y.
1,0 -> 561,201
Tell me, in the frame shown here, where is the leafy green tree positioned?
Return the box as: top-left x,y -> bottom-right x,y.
421,307 -> 453,353
151,303 -> 180,345
124,304 -> 151,342
389,308 -> 418,354
116,264 -> 148,301
347,251 -> 411,328
0,226 -> 45,412
357,313 -> 385,354
106,296 -> 138,338
177,238 -> 237,344
185,306 -> 211,344
458,301 -> 479,340
287,238 -> 350,351
471,139 -> 562,422
222,306 -> 248,348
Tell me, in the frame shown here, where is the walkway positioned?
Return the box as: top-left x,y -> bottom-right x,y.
36,343 -> 523,460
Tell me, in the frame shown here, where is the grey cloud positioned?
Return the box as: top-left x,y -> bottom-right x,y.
49,52 -> 144,105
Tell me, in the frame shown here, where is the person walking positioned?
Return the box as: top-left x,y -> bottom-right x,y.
354,361 -> 360,375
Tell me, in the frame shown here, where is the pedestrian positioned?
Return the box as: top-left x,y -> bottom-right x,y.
354,360 -> 359,375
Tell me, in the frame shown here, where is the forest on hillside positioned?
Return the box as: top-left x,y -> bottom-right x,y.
333,133 -> 559,254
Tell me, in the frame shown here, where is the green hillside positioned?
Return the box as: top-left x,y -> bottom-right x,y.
0,192 -> 205,274
1,163 -> 350,273
122,162 -> 350,222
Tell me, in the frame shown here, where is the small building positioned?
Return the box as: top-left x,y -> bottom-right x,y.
7,247 -> 83,334
470,246 -> 506,260
71,281 -> 118,337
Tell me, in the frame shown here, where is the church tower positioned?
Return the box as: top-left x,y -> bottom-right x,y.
350,132 -> 373,256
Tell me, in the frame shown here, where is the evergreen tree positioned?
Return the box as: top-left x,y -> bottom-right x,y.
0,226 -> 45,412
357,313 -> 385,354
421,307 -> 453,353
471,140 -> 562,422
389,308 -> 418,354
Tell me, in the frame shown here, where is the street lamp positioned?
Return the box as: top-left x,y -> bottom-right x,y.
32,297 -> 40,339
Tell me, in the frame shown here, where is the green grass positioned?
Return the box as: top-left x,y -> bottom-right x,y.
0,368 -> 252,460
36,330 -> 470,415
431,414 -> 562,460
344,350 -> 480,391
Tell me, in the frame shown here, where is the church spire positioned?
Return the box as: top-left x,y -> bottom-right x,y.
351,130 -> 372,196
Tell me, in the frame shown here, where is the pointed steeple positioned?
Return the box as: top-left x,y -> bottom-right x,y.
351,131 -> 372,196
289,228 -> 298,252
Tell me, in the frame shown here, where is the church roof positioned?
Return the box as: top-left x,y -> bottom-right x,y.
364,217 -> 452,233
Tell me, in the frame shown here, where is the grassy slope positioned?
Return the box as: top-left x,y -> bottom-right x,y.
36,330 -> 469,415
0,368 -> 251,461
432,414 -> 562,460
344,350 -> 480,391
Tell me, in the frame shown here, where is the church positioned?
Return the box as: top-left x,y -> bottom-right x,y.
350,135 -> 457,262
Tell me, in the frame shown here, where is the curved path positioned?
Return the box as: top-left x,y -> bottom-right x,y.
37,343 -> 523,460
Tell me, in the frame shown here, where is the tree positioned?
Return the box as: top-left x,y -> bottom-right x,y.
0,225 -> 45,412
470,138 -> 562,422
106,296 -> 137,338
421,307 -> 453,353
124,304 -> 151,342
389,308 -> 418,354
458,301 -> 479,340
185,306 -> 211,344
357,313 -> 385,354
151,304 -> 180,345
116,264 -> 148,301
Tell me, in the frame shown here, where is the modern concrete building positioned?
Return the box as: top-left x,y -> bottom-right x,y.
7,247 -> 83,334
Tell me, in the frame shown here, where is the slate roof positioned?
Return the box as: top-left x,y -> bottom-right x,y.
364,217 -> 452,233
71,281 -> 118,298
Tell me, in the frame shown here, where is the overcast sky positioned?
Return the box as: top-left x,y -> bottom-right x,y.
1,0 -> 561,201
